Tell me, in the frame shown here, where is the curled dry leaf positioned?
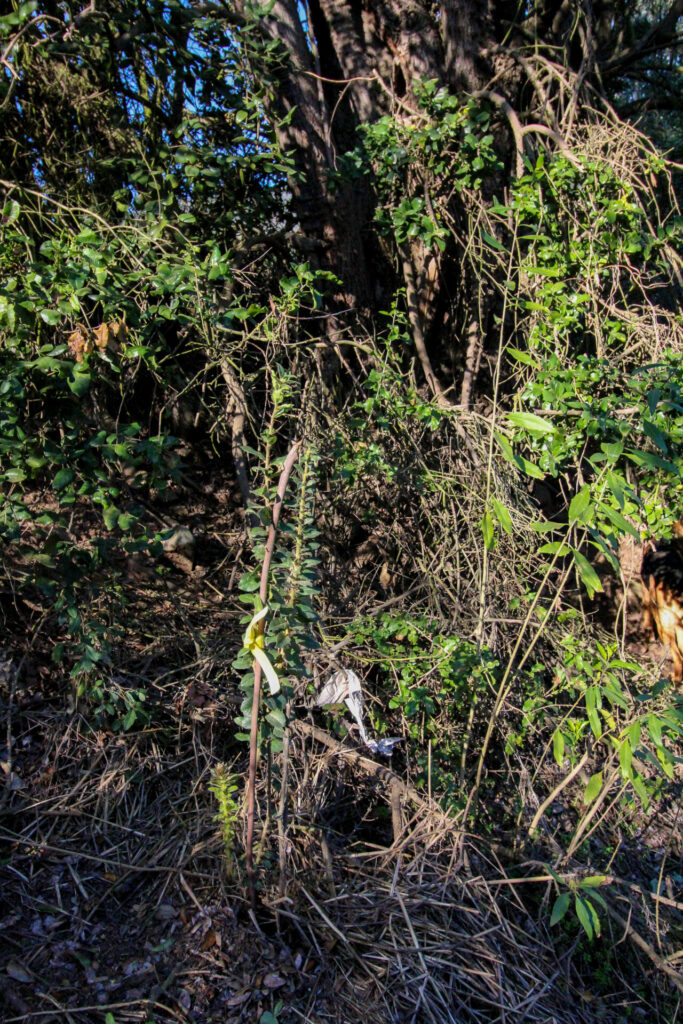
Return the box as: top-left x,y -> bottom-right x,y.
226,989 -> 251,1007
67,325 -> 92,363
93,319 -> 126,352
200,928 -> 218,951
108,319 -> 127,343
93,322 -> 111,350
263,972 -> 286,989
6,960 -> 33,983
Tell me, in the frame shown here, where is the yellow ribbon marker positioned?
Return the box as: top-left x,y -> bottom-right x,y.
243,605 -> 280,695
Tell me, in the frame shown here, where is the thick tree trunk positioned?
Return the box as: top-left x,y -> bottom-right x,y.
234,0 -> 459,313
233,0 -> 681,398
233,0 -> 380,307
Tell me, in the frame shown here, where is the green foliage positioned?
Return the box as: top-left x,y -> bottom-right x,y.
234,442 -> 321,753
345,79 -> 682,590
327,305 -> 451,527
78,676 -> 150,732
209,764 -> 241,873
0,0 -> 295,715
341,612 -> 499,803
344,79 -> 501,253
490,149 -> 683,561
528,636 -> 683,813
259,1002 -> 283,1024
548,866 -> 610,942
0,238 -> 181,686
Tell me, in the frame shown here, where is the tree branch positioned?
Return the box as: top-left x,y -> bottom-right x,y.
601,0 -> 683,77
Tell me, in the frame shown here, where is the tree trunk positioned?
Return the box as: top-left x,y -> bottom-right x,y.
232,0 -> 683,399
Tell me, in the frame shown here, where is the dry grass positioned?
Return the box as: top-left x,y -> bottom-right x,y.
2,666 -> 680,1024
1,414 -> 682,1023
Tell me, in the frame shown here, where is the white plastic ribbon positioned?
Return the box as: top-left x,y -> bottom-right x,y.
243,606 -> 280,695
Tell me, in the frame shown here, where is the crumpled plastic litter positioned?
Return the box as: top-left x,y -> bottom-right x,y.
314,669 -> 402,757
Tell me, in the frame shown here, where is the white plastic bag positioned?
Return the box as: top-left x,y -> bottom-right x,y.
314,669 -> 402,757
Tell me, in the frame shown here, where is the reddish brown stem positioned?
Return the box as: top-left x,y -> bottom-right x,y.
245,440 -> 301,908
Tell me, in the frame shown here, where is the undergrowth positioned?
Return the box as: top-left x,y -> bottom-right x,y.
1,26 -> 683,1016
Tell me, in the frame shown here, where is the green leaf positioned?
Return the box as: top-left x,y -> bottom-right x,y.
507,411 -> 556,435
568,486 -> 591,523
494,431 -> 545,480
597,502 -> 639,539
538,541 -> 570,556
581,875 -> 608,888
550,891 -> 570,926
626,449 -> 677,474
601,441 -> 623,461
123,709 -> 137,730
619,738 -> 633,779
628,720 -> 641,747
632,773 -> 650,809
492,498 -> 512,534
647,388 -> 661,416
647,713 -> 663,747
239,571 -> 261,593
552,729 -> 565,767
3,199 -> 20,222
583,771 -> 603,805
232,652 -> 253,670
525,265 -> 560,277
643,420 -> 668,454
572,549 -> 603,598
68,371 -> 91,397
480,510 -> 495,550
481,228 -> 504,251
103,505 -> 120,530
587,706 -> 602,739
574,895 -> 594,940
494,430 -> 514,460
53,468 -> 75,491
584,896 -> 602,937
530,520 -> 564,533
506,345 -> 539,368
39,308 -> 61,325
606,469 -> 628,509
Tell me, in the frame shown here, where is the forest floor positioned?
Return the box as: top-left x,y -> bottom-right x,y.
1,471 -> 682,1024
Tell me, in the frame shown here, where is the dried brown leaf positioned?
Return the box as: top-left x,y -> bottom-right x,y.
6,960 -> 33,983
93,322 -> 110,350
67,325 -> 92,363
226,989 -> 251,1007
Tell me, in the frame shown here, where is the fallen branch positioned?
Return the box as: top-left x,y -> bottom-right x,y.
291,719 -> 463,828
